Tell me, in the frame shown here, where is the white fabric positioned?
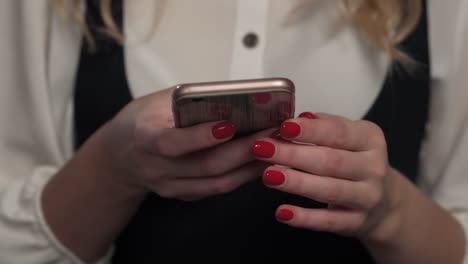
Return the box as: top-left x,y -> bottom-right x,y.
421,1 -> 468,258
229,0 -> 269,79
0,0 -> 466,263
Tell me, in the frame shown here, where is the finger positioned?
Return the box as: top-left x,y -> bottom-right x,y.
154,161 -> 268,199
263,167 -> 377,208
275,205 -> 365,235
139,120 -> 237,158
311,112 -> 348,121
171,127 -> 276,178
252,139 -> 366,180
280,115 -> 385,151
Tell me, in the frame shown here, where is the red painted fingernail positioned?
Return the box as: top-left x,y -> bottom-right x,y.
212,121 -> 236,139
280,122 -> 301,138
299,112 -> 318,119
276,208 -> 294,221
263,170 -> 285,186
252,140 -> 275,158
251,93 -> 272,104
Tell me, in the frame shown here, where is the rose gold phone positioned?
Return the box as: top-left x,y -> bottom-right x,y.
172,78 -> 295,137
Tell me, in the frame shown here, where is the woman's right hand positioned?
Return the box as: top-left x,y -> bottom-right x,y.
95,87 -> 272,201
42,87 -> 272,261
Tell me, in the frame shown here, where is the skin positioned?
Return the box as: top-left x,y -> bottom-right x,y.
255,113 -> 466,264
42,88 -> 273,261
42,88 -> 466,263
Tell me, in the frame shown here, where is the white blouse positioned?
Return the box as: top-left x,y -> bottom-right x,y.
0,0 -> 467,263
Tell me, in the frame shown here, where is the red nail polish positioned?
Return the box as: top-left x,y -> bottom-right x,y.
280,122 -> 301,138
263,170 -> 285,186
251,93 -> 272,104
276,208 -> 294,221
252,140 -> 275,158
299,112 -> 318,119
212,121 -> 236,139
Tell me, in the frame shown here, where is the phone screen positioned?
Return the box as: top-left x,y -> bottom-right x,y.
174,91 -> 294,137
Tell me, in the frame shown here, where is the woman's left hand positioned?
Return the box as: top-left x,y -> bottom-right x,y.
252,112 -> 402,241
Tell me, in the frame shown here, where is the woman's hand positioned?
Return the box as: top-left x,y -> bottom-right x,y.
251,111 -> 466,264
43,87 -> 272,261
97,87 -> 272,201
251,112 -> 401,241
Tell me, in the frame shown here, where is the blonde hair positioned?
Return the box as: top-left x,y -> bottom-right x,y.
343,0 -> 422,63
54,0 -> 124,51
54,0 -> 421,62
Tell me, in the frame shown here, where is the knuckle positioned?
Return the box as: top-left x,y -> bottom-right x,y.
366,122 -> 387,148
321,214 -> 338,232
370,122 -> 385,137
288,171 -> 304,191
213,178 -> 236,195
360,120 -> 379,132
134,114 -> 154,134
332,120 -> 349,149
367,189 -> 383,209
141,169 -> 157,184
339,225 -> 354,236
347,214 -> 366,235
323,150 -> 343,175
138,164 -> 164,185
284,146 -> 300,163
156,187 -> 176,199
323,181 -> 344,204
153,140 -> 181,158
133,116 -> 154,147
372,134 -> 387,150
200,156 -> 224,176
369,162 -> 388,180
194,125 -> 218,146
355,120 -> 387,150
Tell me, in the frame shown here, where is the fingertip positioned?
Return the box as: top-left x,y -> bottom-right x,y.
276,206 -> 295,222
263,169 -> 286,186
298,112 -> 319,119
211,120 -> 236,140
252,140 -> 276,159
280,121 -> 301,138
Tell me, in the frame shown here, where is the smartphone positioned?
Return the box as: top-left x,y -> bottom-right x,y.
171,77 -> 295,137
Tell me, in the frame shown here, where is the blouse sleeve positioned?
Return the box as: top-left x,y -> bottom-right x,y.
0,167 -> 114,264
0,2 -> 113,262
420,1 -> 468,262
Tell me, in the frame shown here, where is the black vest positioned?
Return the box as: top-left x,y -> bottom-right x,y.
74,1 -> 430,263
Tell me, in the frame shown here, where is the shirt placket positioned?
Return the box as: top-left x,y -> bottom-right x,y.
229,0 -> 269,80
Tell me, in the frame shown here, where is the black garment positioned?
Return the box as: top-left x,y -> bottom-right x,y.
74,0 -> 131,148
73,1 -> 430,263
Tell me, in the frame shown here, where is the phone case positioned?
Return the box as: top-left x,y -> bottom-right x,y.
172,78 -> 295,137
